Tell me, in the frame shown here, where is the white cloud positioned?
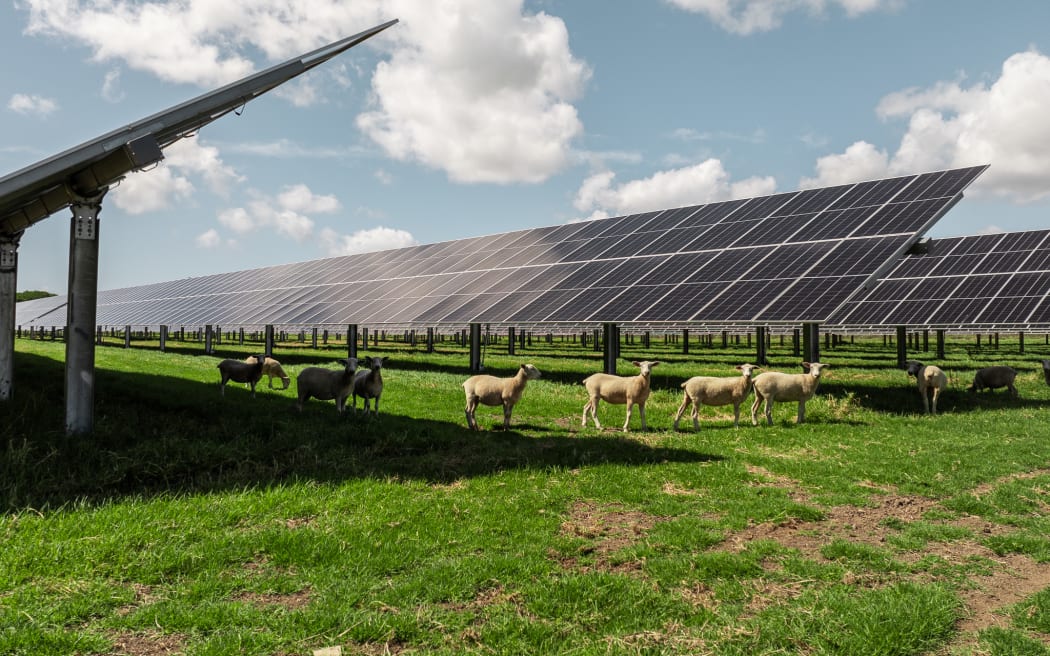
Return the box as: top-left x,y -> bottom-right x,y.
7,93 -> 57,117
195,229 -> 222,248
356,2 -> 590,183
19,0 -> 589,183
665,0 -> 903,35
214,183 -> 342,243
573,160 -> 777,217
801,49 -> 1050,204
799,141 -> 890,188
111,138 -> 241,214
319,226 -> 418,256
101,68 -> 125,102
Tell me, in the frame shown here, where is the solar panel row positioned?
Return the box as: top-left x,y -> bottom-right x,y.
830,228 -> 1050,328
15,166 -> 988,329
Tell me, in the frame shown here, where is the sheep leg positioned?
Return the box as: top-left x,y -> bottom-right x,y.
763,399 -> 775,426
638,403 -> 647,431
672,394 -> 691,431
920,387 -> 930,414
796,401 -> 805,424
465,396 -> 478,430
583,397 -> 603,429
622,401 -> 633,432
930,388 -> 939,415
502,401 -> 512,430
731,402 -> 740,427
750,394 -> 762,426
692,402 -> 701,430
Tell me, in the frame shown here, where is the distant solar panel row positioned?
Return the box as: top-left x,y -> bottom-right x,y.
830,229 -> 1050,328
16,166 -> 987,329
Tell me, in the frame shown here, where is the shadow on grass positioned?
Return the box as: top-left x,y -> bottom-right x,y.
0,352 -> 721,511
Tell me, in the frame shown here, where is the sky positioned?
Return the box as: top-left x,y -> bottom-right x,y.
3,0 -> 1050,294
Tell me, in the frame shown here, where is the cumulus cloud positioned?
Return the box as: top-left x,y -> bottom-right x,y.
801,49 -> 1050,204
216,184 -> 341,242
319,226 -> 418,256
356,2 -> 590,183
7,93 -> 57,117
111,138 -> 242,214
573,160 -> 777,218
665,0 -> 903,35
195,229 -> 222,248
19,0 -> 589,184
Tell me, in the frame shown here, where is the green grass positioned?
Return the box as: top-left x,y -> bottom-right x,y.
3,333 -> 1050,654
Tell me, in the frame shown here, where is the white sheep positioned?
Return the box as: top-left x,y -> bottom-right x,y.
582,360 -> 660,432
750,362 -> 827,426
673,364 -> 760,430
1042,359 -> 1050,386
905,360 -> 948,414
968,365 -> 1018,397
217,355 -> 267,398
463,363 -> 542,431
296,358 -> 359,413
245,355 -> 290,390
352,356 -> 386,418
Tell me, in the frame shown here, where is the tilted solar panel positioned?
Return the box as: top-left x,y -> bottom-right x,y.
15,166 -> 987,329
829,228 -> 1050,328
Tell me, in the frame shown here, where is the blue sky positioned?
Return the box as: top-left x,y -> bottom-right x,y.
3,0 -> 1050,294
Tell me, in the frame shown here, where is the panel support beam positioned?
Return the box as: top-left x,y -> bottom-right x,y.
347,324 -> 358,360
64,191 -> 106,435
801,323 -> 820,364
756,326 -> 768,366
0,232 -> 22,401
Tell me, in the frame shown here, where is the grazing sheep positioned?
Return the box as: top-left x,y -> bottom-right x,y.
673,364 -> 760,430
905,360 -> 948,414
968,365 -> 1018,397
352,356 -> 386,418
582,360 -> 660,432
217,355 -> 267,398
750,362 -> 827,426
245,355 -> 290,390
1042,359 -> 1050,386
463,363 -> 542,431
296,358 -> 359,413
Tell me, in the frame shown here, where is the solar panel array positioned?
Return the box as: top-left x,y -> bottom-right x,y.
15,166 -> 987,329
829,228 -> 1050,329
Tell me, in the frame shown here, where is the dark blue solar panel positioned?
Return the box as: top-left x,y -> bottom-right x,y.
774,184 -> 852,216
733,214 -> 818,247
675,199 -> 747,227
587,284 -> 678,322
731,192 -> 797,221
636,225 -> 716,256
636,282 -> 726,321
636,252 -> 716,285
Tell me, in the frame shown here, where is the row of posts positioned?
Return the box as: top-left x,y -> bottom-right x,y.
17,322 -> 1041,374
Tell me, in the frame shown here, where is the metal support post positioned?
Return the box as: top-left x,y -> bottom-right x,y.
347,324 -> 358,359
159,325 -> 168,352
508,327 -> 516,356
469,323 -> 482,373
265,325 -> 275,358
896,326 -> 907,369
65,191 -> 106,435
756,326 -> 767,366
0,232 -> 21,401
603,323 -> 619,374
682,328 -> 689,355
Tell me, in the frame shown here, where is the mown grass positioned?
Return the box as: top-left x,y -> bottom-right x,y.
2,333 -> 1050,654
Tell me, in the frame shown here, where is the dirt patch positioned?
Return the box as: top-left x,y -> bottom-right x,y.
556,500 -> 665,572
718,467 -> 1050,644
232,588 -> 312,610
115,583 -> 160,617
106,630 -> 186,655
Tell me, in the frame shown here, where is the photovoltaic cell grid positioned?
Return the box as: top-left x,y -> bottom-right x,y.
15,166 -> 987,329
829,229 -> 1050,329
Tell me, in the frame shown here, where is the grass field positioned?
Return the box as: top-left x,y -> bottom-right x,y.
3,332 -> 1050,655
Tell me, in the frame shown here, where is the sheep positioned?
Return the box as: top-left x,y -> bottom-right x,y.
673,364 -> 760,430
463,363 -> 542,431
1042,359 -> 1050,386
217,355 -> 267,397
245,355 -> 290,390
905,360 -> 948,414
295,358 -> 359,413
750,362 -> 827,426
352,356 -> 386,418
582,360 -> 660,432
968,365 -> 1018,397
